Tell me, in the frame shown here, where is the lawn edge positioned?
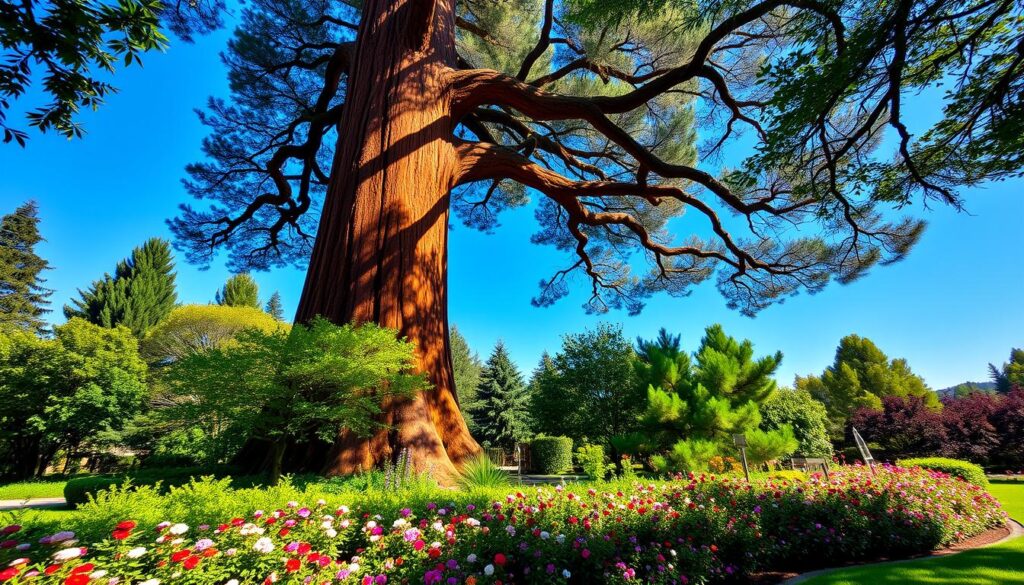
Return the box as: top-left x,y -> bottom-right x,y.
780,519 -> 1024,584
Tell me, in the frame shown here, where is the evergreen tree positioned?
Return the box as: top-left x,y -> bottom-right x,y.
265,291 -> 285,321
627,325 -> 794,472
800,334 -> 936,437
527,352 -> 559,435
450,325 -> 483,431
990,348 -> 1024,393
0,202 -> 52,333
216,273 -> 260,308
470,341 -> 532,451
64,238 -> 176,337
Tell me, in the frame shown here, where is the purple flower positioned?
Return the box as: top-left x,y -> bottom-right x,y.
298,508 -> 312,518
423,569 -> 443,585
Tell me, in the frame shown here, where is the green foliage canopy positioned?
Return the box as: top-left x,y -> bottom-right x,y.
216,273 -> 261,308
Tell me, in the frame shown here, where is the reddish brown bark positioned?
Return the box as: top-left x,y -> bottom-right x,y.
295,0 -> 479,481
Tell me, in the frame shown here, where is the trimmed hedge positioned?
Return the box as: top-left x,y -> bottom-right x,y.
897,457 -> 988,487
63,466 -> 256,507
531,436 -> 573,474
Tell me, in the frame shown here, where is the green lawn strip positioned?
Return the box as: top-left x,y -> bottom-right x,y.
0,479 -> 70,500
801,480 -> 1024,585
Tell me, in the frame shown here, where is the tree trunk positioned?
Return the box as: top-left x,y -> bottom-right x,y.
295,0 -> 479,482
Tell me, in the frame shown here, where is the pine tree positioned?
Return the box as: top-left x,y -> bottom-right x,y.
64,238 -> 177,337
216,273 -> 260,308
265,291 -> 285,321
0,201 -> 52,333
450,325 -> 483,431
470,341 -> 532,451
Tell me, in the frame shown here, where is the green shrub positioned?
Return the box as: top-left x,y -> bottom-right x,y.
897,457 -> 989,487
457,455 -> 510,490
531,436 -> 573,474
575,444 -> 609,480
63,466 -> 254,507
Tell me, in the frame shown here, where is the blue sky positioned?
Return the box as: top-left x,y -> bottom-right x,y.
1,26 -> 1021,390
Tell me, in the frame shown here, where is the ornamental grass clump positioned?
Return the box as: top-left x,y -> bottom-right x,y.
0,465 -> 1006,584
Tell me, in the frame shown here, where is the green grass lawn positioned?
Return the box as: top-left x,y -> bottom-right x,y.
802,480 -> 1024,584
0,479 -> 69,500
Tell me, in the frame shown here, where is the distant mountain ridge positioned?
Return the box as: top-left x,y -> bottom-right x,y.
937,381 -> 997,397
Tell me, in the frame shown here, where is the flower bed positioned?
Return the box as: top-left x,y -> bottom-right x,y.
0,465 -> 1006,584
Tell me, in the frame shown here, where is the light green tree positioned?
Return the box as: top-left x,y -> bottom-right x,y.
759,388 -> 833,458
800,334 -> 936,437
161,318 -> 426,483
990,348 -> 1024,393
0,319 -> 147,479
216,273 -> 260,308
141,304 -> 285,365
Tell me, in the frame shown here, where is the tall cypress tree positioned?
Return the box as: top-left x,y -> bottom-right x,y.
64,238 -> 177,337
470,341 -> 532,451
0,201 -> 52,333
265,291 -> 285,321
216,273 -> 260,308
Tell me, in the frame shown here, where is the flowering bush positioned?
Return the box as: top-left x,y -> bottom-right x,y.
0,465 -> 1006,584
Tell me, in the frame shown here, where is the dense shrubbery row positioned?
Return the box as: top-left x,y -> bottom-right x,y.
0,465 -> 1004,584
851,389 -> 1024,468
897,457 -> 988,487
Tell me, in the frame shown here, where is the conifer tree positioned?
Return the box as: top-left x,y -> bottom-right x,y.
470,341 -> 532,451
0,202 -> 52,333
64,238 -> 176,337
216,273 -> 260,308
629,324 -> 794,472
450,325 -> 483,431
265,291 -> 285,321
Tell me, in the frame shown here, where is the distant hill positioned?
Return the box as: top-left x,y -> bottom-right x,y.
937,381 -> 997,397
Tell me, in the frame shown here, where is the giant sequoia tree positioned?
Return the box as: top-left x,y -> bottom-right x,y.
165,0 -> 1024,476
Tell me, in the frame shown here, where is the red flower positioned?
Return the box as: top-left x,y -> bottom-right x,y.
296,542 -> 311,555
45,565 -> 61,575
494,553 -> 507,566
116,521 -> 137,530
0,540 -> 16,549
285,558 -> 301,572
171,549 -> 192,562
64,575 -> 89,585
71,564 -> 95,574
0,568 -> 20,582
183,555 -> 200,570
112,529 -> 132,540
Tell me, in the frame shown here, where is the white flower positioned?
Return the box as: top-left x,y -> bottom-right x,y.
7,558 -> 29,566
224,548 -> 238,556
340,519 -> 351,529
90,570 -> 108,579
253,537 -> 275,554
555,534 -> 566,544
540,531 -> 550,540
465,518 -> 480,527
52,547 -> 84,562
392,519 -> 408,529
326,529 -> 338,538
126,547 -> 147,559
466,553 -> 477,563
139,580 -> 160,585
239,523 -> 264,536
338,505 -> 350,514
484,564 -> 495,576
349,563 -> 360,573
226,580 -> 240,585
366,521 -> 377,529
563,569 -> 571,578
168,523 -> 189,535
432,521 -> 444,532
